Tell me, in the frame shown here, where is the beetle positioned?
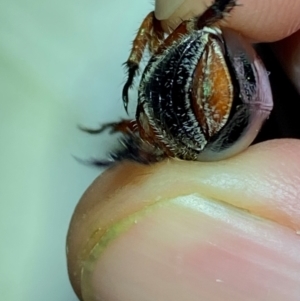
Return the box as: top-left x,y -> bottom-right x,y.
82,0 -> 273,165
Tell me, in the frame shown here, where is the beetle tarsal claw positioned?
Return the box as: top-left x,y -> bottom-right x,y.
78,123 -> 117,134
72,155 -> 114,167
122,61 -> 139,114
123,98 -> 129,114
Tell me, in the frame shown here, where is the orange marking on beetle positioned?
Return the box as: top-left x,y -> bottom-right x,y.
192,39 -> 233,137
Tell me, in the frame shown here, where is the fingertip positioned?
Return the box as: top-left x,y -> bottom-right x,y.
154,0 -> 185,20
67,139 -> 300,299
272,29 -> 300,94
155,0 -> 300,42
78,194 -> 300,301
228,0 -> 300,41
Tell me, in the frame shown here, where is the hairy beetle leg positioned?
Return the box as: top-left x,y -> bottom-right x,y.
197,0 -> 237,28
122,12 -> 164,113
79,119 -> 137,135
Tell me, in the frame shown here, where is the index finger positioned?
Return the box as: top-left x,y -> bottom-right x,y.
155,0 -> 300,42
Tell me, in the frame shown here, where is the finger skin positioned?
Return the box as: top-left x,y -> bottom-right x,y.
67,139 -> 300,300
272,30 -> 300,94
155,0 -> 300,42
82,198 -> 300,301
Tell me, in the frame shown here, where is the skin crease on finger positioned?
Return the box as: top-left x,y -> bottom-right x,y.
155,0 -> 300,42
67,139 -> 300,300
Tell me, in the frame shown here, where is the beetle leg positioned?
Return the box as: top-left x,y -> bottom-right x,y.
196,0 -> 237,28
122,12 -> 164,113
79,119 -> 137,134
90,133 -> 166,166
154,0 -> 237,55
148,15 -> 165,54
77,130 -> 166,167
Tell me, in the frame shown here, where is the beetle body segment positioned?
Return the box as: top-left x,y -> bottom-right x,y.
137,26 -> 237,160
136,24 -> 272,162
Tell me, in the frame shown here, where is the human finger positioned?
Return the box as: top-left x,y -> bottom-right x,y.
155,0 -> 300,42
67,139 -> 300,300
272,30 -> 300,94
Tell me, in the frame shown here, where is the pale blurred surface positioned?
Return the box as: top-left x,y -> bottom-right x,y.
0,0 -> 152,300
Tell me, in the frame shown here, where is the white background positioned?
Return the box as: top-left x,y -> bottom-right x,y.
0,0 -> 152,300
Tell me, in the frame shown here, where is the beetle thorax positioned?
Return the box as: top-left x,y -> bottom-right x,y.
136,27 -> 234,160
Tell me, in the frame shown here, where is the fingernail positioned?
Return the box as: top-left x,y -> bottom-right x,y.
154,0 -> 184,20
81,195 -> 300,301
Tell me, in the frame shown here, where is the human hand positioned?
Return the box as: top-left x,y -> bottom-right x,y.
67,1 -> 300,300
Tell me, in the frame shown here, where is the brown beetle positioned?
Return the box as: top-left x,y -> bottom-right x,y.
83,0 -> 273,165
